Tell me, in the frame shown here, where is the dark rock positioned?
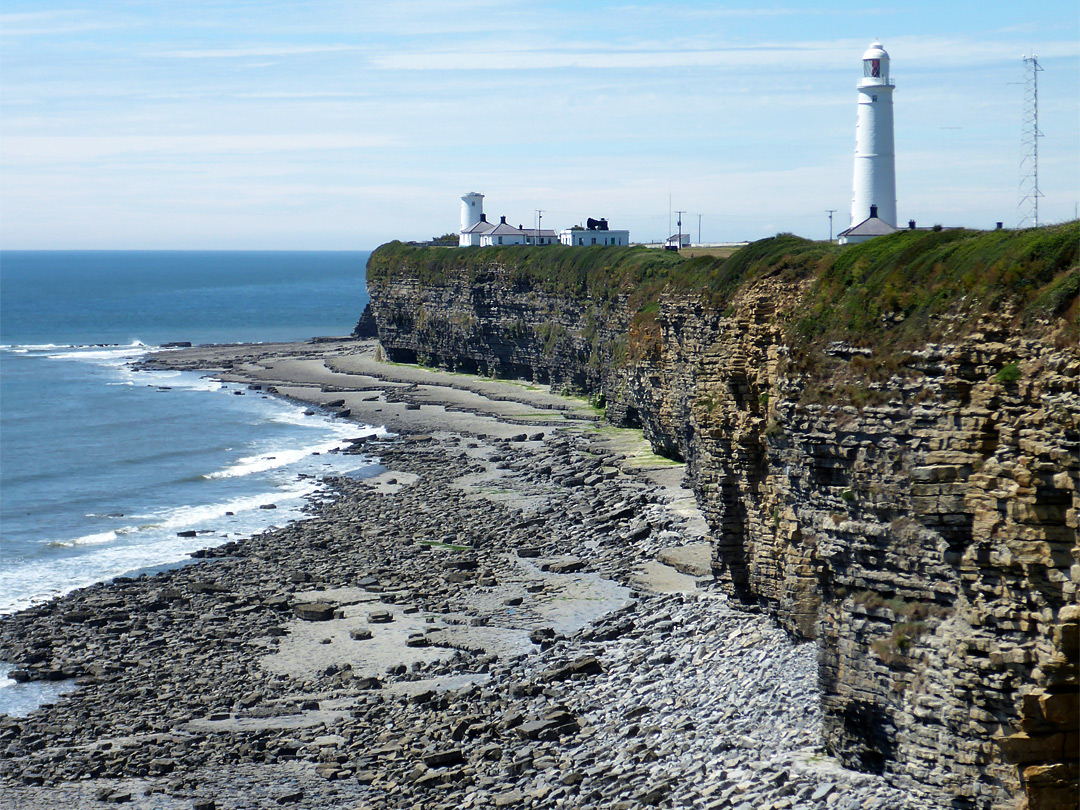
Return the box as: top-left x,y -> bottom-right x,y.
517,708 -> 579,741
422,749 -> 464,768
544,558 -> 585,574
541,655 -> 603,682
294,603 -> 335,622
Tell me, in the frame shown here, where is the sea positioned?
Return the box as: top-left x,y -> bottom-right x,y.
0,250 -> 377,714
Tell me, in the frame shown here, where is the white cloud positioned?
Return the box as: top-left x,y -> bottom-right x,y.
155,44 -> 361,59
370,34 -> 1080,73
2,134 -> 392,165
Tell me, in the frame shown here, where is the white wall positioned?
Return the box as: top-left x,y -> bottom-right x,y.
559,229 -> 630,246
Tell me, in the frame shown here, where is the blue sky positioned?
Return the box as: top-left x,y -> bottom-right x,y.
2,1 -> 1077,249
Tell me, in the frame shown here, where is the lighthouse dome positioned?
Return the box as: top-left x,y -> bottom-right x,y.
862,42 -> 889,61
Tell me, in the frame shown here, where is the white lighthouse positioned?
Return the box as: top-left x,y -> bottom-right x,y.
849,41 -> 897,229
459,192 -> 484,246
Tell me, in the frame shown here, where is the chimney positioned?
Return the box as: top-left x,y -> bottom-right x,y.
500,215 -> 506,224
996,222 -> 1004,230
480,213 -> 487,222
870,204 -> 878,219
908,219 -> 916,229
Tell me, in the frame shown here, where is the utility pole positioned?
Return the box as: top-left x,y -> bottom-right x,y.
675,210 -> 686,250
826,209 -> 837,242
1019,55 -> 1044,228
697,214 -> 702,245
535,209 -> 544,244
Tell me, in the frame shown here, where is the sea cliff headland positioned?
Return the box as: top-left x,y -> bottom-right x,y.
364,223 -> 1079,809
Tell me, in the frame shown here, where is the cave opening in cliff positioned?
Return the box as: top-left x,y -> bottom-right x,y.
455,357 -> 479,374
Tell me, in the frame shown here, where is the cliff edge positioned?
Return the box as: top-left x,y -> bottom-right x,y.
366,225 -> 1079,810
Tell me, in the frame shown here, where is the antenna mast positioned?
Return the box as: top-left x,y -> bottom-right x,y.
1018,55 -> 1043,228
826,209 -> 837,242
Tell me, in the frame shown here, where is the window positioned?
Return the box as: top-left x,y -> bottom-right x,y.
498,236 -> 503,245
872,95 -> 877,102
591,237 -> 596,245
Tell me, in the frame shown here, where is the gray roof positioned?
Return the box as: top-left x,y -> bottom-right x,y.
462,220 -> 495,234
838,215 -> 898,238
486,222 -> 526,236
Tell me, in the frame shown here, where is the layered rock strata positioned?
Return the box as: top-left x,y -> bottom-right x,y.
367,252 -> 1079,809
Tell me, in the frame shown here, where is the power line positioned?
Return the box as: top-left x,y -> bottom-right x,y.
1018,54 -> 1044,228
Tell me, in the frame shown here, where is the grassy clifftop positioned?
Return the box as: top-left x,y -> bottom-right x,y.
367,222 -> 1079,352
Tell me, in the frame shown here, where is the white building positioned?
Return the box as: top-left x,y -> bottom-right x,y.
665,233 -> 691,249
848,42 -> 897,231
559,227 -> 630,246
460,215 -> 495,247
459,192 -> 493,246
480,217 -> 527,246
521,228 -> 558,245
457,192 -> 629,247
837,204 -> 898,245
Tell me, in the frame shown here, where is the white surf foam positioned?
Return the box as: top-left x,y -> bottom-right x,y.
46,343 -> 150,363
204,439 -> 350,479
0,478 -> 336,615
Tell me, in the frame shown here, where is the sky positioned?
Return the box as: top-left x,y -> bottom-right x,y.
1,1 -> 1077,249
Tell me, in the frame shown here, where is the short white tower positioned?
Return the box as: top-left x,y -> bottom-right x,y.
850,42 -> 896,228
460,192 -> 484,237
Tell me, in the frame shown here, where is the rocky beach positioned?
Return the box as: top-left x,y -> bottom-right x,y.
0,338 -> 944,810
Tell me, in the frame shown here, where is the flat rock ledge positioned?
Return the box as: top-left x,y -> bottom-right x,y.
0,377 -> 945,809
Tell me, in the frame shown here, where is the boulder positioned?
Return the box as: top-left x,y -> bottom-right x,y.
294,603 -> 335,622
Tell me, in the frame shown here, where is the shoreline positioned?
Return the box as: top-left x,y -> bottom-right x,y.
0,339 -> 942,809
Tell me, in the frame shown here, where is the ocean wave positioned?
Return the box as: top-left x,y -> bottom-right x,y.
131,482 -> 320,529
46,343 -> 151,363
203,441 -> 349,479
0,342 -> 74,352
49,530 -> 124,548
51,478 -> 321,548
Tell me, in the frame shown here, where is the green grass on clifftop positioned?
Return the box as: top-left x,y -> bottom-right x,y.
794,221 -> 1079,349
368,222 -> 1078,351
366,237 -> 834,314
366,242 -> 687,306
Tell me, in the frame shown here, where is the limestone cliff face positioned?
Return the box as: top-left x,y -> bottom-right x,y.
367,250 -> 1079,810
368,262 -> 629,395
